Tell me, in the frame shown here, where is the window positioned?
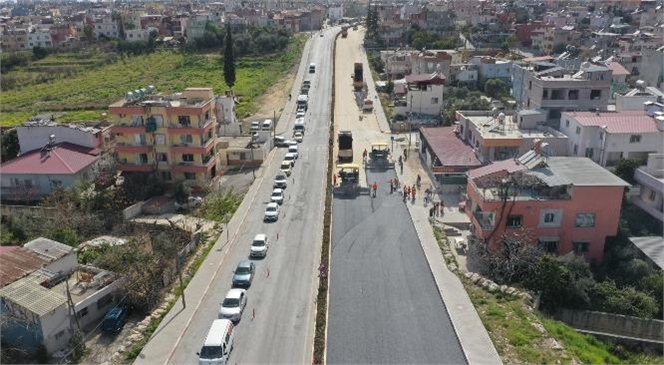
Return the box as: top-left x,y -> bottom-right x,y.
155,134 -> 166,145
542,90 -> 548,99
568,90 -> 579,100
584,147 -> 594,159
573,144 -> 578,155
77,307 -> 89,318
575,126 -> 581,134
590,89 -> 601,99
180,134 -> 193,144
431,97 -> 439,104
182,154 -> 194,162
544,213 -> 555,223
565,120 -> 570,128
156,153 -> 168,162
184,172 -> 196,180
575,213 -> 595,227
161,171 -> 172,181
629,135 -> 641,143
55,330 -> 66,340
506,215 -> 523,228
539,239 -> 558,253
573,241 -> 590,254
138,153 -> 148,164
178,115 -> 191,126
649,190 -> 657,201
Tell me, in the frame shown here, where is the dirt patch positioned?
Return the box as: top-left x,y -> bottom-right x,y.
243,67 -> 297,122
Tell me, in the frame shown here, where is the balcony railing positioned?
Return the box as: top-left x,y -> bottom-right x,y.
473,211 -> 495,230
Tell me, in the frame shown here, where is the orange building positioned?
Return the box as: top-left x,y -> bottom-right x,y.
108,87 -> 219,186
466,144 -> 629,263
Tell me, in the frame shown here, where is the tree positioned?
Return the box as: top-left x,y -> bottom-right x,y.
524,255 -> 595,311
613,158 -> 641,185
475,229 -> 543,283
223,24 -> 236,89
1,129 -> 20,162
484,79 -> 509,98
589,280 -> 659,318
32,46 -> 49,60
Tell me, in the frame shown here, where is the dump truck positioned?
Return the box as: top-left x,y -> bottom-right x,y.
337,131 -> 353,162
341,26 -> 349,38
353,62 -> 364,90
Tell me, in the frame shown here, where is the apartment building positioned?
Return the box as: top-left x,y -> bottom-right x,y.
631,153 -> 664,222
456,109 -> 568,164
466,148 -> 630,263
395,71 -> 445,117
512,61 -> 612,127
411,50 -> 453,79
1,28 -> 28,51
108,87 -> 219,186
470,56 -> 513,87
26,27 -> 53,49
93,16 -> 119,39
560,109 -> 664,167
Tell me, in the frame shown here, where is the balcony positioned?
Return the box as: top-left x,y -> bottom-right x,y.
169,118 -> 215,134
170,138 -> 215,154
472,211 -> 495,231
112,124 -> 146,134
115,142 -> 151,153
172,155 -> 216,174
116,161 -> 154,172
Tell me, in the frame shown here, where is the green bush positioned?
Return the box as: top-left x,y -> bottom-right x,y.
589,280 -> 659,319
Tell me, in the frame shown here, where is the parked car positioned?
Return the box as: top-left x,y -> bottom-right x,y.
250,121 -> 260,133
280,161 -> 292,176
271,188 -> 284,205
232,260 -> 255,287
263,202 -> 280,222
287,146 -> 299,159
294,132 -> 303,143
275,136 -> 289,147
218,289 -> 247,323
250,234 -> 269,257
274,174 -> 288,189
296,111 -> 306,119
284,153 -> 296,166
101,306 -> 129,334
174,196 -> 203,209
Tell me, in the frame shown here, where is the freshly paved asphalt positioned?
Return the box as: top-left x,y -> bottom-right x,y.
328,169 -> 467,364
136,28 -> 335,365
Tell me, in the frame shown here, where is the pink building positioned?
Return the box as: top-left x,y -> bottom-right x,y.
466,144 -> 629,263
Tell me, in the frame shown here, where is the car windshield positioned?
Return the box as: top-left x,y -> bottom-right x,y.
272,192 -> 281,197
222,298 -> 240,307
276,175 -> 285,180
200,346 -> 223,360
266,206 -> 277,212
236,266 -> 250,275
281,163 -> 290,169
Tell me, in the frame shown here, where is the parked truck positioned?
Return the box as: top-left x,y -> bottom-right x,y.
353,62 -> 364,90
337,131 -> 353,162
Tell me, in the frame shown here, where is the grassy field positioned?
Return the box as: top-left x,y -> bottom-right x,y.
1,37 -> 306,127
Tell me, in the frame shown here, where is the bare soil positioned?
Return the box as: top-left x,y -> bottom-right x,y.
245,69 -> 296,122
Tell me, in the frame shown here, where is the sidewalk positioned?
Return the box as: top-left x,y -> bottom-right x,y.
395,143 -> 502,365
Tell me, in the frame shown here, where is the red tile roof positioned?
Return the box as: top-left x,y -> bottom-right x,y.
562,111 -> 660,134
420,127 -> 482,168
1,142 -> 100,175
606,61 -> 630,76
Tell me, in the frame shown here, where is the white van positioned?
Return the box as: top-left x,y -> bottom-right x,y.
262,119 -> 273,131
309,63 -> 316,73
198,319 -> 235,365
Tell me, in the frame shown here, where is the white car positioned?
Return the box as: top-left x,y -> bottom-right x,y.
218,289 -> 247,323
274,174 -> 288,189
271,188 -> 284,205
263,202 -> 280,222
296,111 -> 305,119
250,234 -> 269,258
294,132 -> 303,143
284,153 -> 296,166
287,146 -> 299,159
250,121 -> 260,133
280,161 -> 292,176
174,196 -> 203,209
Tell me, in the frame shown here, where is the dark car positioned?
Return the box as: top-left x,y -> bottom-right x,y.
232,260 -> 255,287
101,306 -> 129,333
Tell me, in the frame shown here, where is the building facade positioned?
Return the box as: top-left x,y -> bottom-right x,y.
467,152 -> 629,263
631,153 -> 664,222
108,87 -> 219,186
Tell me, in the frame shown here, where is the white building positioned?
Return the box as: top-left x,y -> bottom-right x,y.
125,28 -> 153,42
560,110 -> 664,167
93,16 -> 119,39
615,82 -> 664,111
395,71 -> 445,117
26,27 -> 53,49
216,92 -> 239,136
631,153 -> 664,222
17,118 -> 106,154
328,5 -> 344,21
23,238 -> 77,277
470,56 -> 513,86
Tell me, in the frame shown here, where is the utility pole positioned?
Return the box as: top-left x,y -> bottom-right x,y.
178,266 -> 186,309
273,110 -> 276,145
65,277 -> 82,334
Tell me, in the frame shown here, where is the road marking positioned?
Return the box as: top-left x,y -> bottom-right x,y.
164,149 -> 277,365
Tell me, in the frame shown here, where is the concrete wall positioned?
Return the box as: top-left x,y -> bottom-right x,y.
555,308 -> 664,343
17,124 -> 100,153
122,201 -> 145,220
0,205 -> 57,219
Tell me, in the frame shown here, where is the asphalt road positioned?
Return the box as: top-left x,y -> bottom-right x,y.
326,27 -> 467,365
136,28 -> 336,365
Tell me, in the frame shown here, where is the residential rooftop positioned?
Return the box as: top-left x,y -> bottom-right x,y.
458,111 -> 568,140
24,237 -> 74,262
562,111 -> 662,134
109,87 -> 215,108
0,278 -> 67,317
0,247 -> 50,288
420,127 -> 482,168
0,142 -> 100,175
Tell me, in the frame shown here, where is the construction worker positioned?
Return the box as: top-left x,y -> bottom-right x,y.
372,181 -> 378,197
363,148 -> 368,162
333,174 -> 337,186
388,179 -> 394,194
